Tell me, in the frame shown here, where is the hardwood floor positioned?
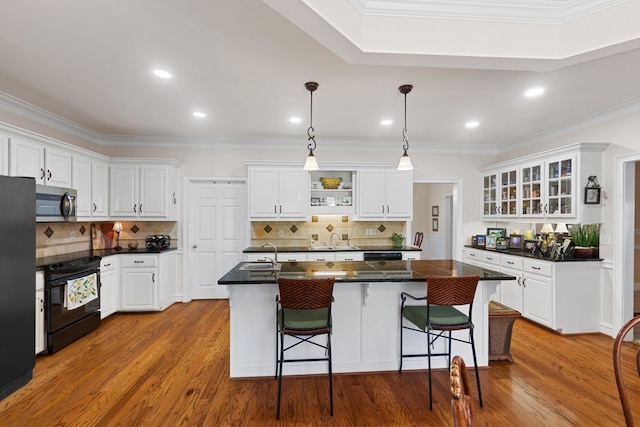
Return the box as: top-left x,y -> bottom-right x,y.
1,300 -> 639,426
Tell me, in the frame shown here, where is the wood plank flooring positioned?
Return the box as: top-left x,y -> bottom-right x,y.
1,300 -> 639,426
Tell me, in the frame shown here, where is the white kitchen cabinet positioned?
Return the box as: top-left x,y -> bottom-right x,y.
308,170 -> 355,215
73,155 -> 109,219
245,252 -> 308,262
498,255 -> 524,311
522,261 -> 554,328
110,160 -> 179,219
336,252 -> 364,261
0,133 -> 8,175
35,270 -> 45,355
248,167 -> 307,220
307,252 -> 336,262
401,251 -> 421,261
481,167 -> 518,219
9,137 -> 72,187
357,169 -> 412,220
120,252 -> 176,312
462,248 -> 482,267
100,256 -> 119,318
480,143 -> 607,223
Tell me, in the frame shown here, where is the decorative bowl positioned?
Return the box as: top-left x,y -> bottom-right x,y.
128,241 -> 139,250
320,177 -> 342,189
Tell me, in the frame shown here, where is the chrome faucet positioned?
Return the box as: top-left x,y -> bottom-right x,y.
261,242 -> 278,265
330,233 -> 340,245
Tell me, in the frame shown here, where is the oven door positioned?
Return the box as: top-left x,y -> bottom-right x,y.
47,270 -> 100,333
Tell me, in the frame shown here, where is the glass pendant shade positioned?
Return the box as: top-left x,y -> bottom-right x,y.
397,151 -> 413,171
303,150 -> 319,171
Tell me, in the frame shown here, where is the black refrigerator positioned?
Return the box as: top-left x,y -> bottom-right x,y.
0,175 -> 35,400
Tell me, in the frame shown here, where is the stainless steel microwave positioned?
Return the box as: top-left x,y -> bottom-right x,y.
35,184 -> 77,222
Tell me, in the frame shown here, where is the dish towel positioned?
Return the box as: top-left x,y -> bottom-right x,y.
65,273 -> 98,310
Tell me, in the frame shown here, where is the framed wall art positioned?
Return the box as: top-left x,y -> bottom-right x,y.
432,205 -> 439,217
432,218 -> 439,232
584,187 -> 601,204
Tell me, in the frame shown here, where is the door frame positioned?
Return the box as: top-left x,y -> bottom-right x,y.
182,176 -> 248,302
614,154 -> 637,336
412,177 -> 463,261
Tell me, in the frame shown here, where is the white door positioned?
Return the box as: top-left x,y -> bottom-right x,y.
188,179 -> 246,299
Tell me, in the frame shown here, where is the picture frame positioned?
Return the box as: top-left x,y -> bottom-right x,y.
432,218 -> 439,232
471,235 -> 478,247
509,235 -> 524,250
486,235 -> 497,249
476,235 -> 486,248
486,227 -> 506,238
584,187 -> 601,204
496,237 -> 509,251
432,205 -> 439,217
524,240 -> 538,252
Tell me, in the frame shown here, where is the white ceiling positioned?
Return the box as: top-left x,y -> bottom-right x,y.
0,0 -> 639,154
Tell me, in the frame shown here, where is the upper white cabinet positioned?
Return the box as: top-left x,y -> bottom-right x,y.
358,169 -> 412,219
248,166 -> 307,220
480,143 -> 607,224
110,160 -> 179,220
73,155 -> 109,219
308,170 -> 355,215
9,137 -> 72,187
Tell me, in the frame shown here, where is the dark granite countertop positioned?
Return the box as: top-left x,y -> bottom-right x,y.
36,247 -> 178,268
464,245 -> 602,262
218,259 -> 512,285
243,244 -> 421,253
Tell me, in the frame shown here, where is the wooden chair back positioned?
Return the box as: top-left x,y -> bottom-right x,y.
450,355 -> 478,427
427,275 -> 480,306
613,314 -> 640,427
277,278 -> 334,310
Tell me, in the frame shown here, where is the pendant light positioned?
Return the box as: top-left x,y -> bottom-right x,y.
397,84 -> 414,171
303,81 -> 320,170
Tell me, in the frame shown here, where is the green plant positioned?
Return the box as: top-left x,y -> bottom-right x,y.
570,224 -> 600,247
391,233 -> 405,247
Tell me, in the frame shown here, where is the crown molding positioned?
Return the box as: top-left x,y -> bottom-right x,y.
347,0 -> 628,24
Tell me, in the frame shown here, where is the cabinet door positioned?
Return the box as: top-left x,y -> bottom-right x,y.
110,164 -> 138,216
139,165 -> 167,217
35,271 -> 45,355
100,271 -> 117,318
249,168 -> 279,218
498,168 -> 518,217
45,147 -> 72,188
121,269 -> 156,311
72,155 -> 93,217
385,170 -> 412,218
92,160 -> 109,217
481,172 -> 498,217
358,170 -> 387,218
522,273 -> 553,328
9,137 -> 45,183
278,168 -> 307,218
499,266 -> 522,311
520,162 -> 544,218
545,155 -> 575,218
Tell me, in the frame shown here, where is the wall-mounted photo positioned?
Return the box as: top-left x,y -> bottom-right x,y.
432,218 -> 439,232
432,205 -> 439,217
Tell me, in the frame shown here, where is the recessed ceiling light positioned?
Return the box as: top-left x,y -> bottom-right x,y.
289,117 -> 302,123
525,87 -> 545,97
153,69 -> 172,79
381,119 -> 393,126
193,112 -> 206,118
465,120 -> 479,128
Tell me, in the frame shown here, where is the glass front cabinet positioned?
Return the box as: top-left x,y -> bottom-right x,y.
480,143 -> 606,224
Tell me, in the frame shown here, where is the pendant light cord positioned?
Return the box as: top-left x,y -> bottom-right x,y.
402,91 -> 409,152
307,85 -> 316,152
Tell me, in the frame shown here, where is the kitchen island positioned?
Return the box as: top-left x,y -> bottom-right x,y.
219,259 -> 514,378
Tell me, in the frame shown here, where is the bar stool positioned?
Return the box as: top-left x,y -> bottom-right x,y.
275,277 -> 335,419
400,275 -> 483,410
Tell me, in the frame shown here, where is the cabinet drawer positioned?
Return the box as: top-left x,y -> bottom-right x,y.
121,255 -> 158,268
481,252 -> 500,265
523,259 -> 552,277
500,255 -> 523,270
100,256 -> 117,272
464,250 -> 481,261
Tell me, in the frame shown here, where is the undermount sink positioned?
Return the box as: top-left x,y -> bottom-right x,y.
239,262 -> 281,272
308,245 -> 361,251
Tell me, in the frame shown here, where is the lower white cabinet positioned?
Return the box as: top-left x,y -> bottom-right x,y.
402,251 -> 421,261
100,256 -> 119,318
120,252 -> 176,312
35,270 -> 45,355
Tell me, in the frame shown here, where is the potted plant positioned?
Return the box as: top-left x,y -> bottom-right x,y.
570,224 -> 600,258
391,233 -> 405,248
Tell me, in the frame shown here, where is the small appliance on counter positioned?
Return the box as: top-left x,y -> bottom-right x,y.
146,235 -> 171,251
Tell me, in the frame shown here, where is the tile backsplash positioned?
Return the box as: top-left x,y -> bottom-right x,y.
250,217 -> 406,247
36,221 -> 178,258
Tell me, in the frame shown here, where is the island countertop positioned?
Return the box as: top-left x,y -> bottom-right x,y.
218,259 -> 513,285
